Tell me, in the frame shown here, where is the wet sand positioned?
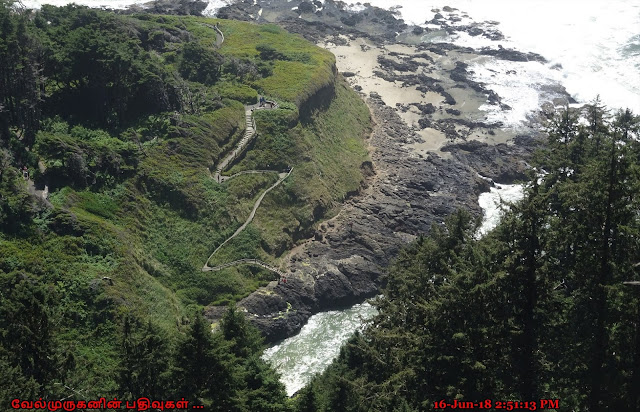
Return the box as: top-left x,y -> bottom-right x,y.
321,35 -> 517,161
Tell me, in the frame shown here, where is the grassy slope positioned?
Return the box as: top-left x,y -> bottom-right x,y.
162,16 -> 336,106
206,79 -> 371,275
253,81 -> 371,254
196,19 -> 336,105
0,13 -> 370,393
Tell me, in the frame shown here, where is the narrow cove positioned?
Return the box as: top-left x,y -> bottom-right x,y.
263,182 -> 524,396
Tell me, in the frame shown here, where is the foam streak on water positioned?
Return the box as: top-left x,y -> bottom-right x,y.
262,302 -> 377,397
469,58 -> 565,128
477,183 -> 525,236
203,0 -> 235,16
264,178 -> 522,396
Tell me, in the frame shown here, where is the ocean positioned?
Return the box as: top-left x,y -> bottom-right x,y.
263,181 -> 525,396
262,301 -> 378,396
335,0 -> 640,128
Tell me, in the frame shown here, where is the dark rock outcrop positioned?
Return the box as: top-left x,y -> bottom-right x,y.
298,1 -> 315,14
479,47 -> 546,63
229,97 -> 539,342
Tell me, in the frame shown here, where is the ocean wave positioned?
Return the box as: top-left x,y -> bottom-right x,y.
337,0 -> 640,121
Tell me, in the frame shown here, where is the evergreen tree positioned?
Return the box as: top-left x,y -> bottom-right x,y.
221,306 -> 263,359
303,104 -> 640,411
118,316 -> 171,400
0,272 -> 60,397
493,180 -> 546,400
295,380 -> 318,412
0,1 -> 43,145
172,313 -> 237,410
327,376 -> 356,412
243,356 -> 291,412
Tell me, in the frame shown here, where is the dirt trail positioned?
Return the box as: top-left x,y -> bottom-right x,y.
203,258 -> 286,277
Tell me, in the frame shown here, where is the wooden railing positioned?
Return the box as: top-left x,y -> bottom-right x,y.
203,258 -> 286,277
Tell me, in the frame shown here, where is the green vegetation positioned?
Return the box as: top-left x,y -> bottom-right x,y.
5,0 -> 638,408
245,82 -> 371,252
297,103 -> 640,411
0,1 -> 370,402
117,306 -> 292,410
213,20 -> 336,105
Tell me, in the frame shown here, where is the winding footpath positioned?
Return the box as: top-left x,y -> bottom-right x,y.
214,24 -> 224,48
201,23 -> 291,275
203,110 -> 291,273
213,105 -> 265,183
203,167 -> 292,272
199,22 -> 224,48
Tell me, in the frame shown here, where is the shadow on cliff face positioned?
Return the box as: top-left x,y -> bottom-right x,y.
299,80 -> 336,124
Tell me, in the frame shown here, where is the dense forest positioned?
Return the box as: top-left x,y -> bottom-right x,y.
0,0 -> 370,407
298,103 -> 640,411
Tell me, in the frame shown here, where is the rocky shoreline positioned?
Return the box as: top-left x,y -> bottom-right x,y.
205,0 -> 570,342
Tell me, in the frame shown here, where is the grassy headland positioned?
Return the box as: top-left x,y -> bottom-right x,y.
0,3 -> 370,399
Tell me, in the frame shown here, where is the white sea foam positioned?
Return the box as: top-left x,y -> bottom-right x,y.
345,3 -> 366,13
468,58 -> 565,129
264,179 -> 524,395
202,0 -> 234,16
262,301 -> 377,396
337,0 -> 640,123
477,183 -> 525,237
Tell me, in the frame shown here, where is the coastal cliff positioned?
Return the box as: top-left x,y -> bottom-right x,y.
212,0 -> 560,342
